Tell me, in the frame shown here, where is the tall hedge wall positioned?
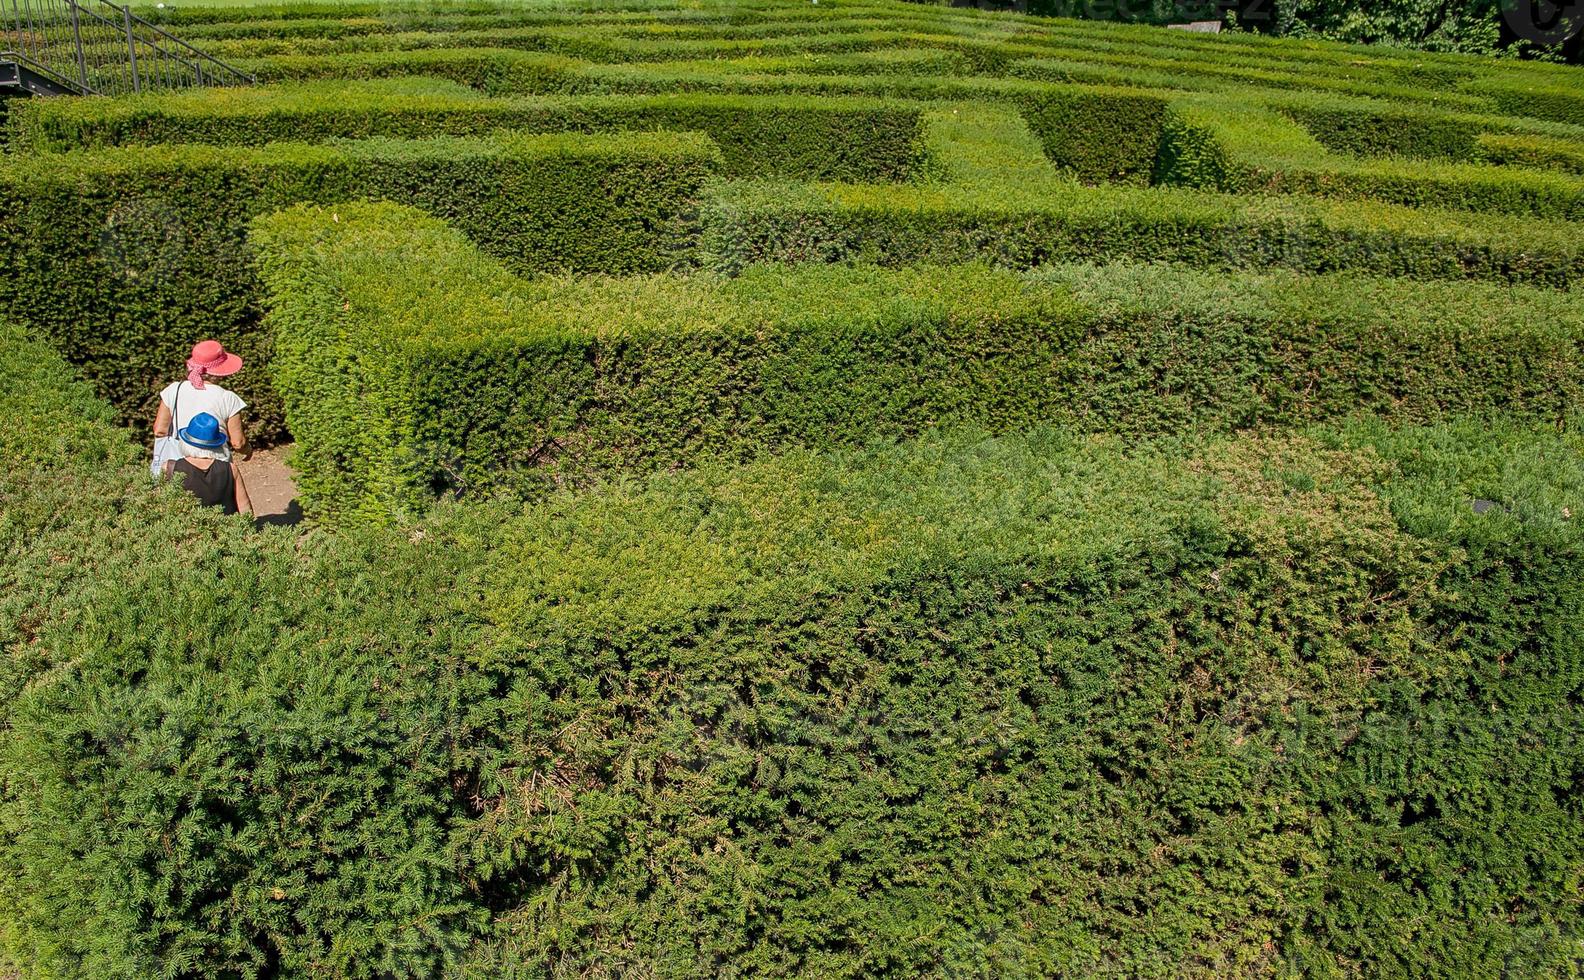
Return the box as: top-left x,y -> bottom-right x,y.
241,46 -> 594,94
1154,98 -> 1584,221
0,130 -> 717,439
1281,102 -> 1487,161
253,201 -> 1081,520
1476,76 -> 1584,128
1479,132 -> 1584,175
253,201 -> 1584,521
1018,85 -> 1170,184
704,107 -> 1584,287
6,79 -> 928,182
5,329 -> 1583,975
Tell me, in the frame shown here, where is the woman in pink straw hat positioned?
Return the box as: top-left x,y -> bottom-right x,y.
151,340 -> 251,511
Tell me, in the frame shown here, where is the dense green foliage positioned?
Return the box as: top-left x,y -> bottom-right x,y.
9,8 -> 1580,311
5,1 -> 1584,975
1268,0 -> 1579,61
1281,102 -> 1485,160
254,201 -> 1077,519
6,79 -> 929,182
245,46 -> 593,95
705,106 -> 1584,286
1478,74 -> 1584,125
0,323 -> 139,473
5,326 -> 1584,976
1018,86 -> 1170,184
1156,96 -> 1584,219
254,200 -> 1584,521
1480,130 -> 1584,173
0,128 -> 715,439
1017,0 -> 1578,62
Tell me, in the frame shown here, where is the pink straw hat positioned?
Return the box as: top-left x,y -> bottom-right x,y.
186,340 -> 242,377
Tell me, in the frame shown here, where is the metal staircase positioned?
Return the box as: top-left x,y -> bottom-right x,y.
3,0 -> 253,97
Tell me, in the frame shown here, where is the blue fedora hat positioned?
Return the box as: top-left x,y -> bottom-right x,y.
178,412 -> 228,450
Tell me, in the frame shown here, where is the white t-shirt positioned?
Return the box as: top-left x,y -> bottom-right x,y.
161,381 -> 246,462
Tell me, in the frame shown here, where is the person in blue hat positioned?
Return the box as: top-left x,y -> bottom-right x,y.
160,411 -> 252,515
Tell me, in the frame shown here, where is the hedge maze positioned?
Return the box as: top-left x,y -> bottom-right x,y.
3,0 -> 1584,976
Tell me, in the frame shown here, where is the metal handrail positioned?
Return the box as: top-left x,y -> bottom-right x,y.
3,0 -> 253,95
119,2 -> 253,80
111,0 -> 255,86
0,45 -> 92,92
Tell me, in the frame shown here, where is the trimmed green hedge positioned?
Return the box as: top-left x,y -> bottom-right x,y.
0,321 -> 138,473
4,4 -> 1584,975
574,59 -> 1150,110
8,79 -> 927,182
1037,261 -> 1584,428
1476,75 -> 1584,127
1019,85 -> 1170,184
0,130 -> 717,439
241,47 -> 593,95
253,200 -> 1584,520
214,22 -> 927,64
151,6 -> 724,34
1008,53 -> 1212,94
1007,41 -> 1483,108
705,107 -> 1584,288
1479,131 -> 1584,175
141,1 -> 1554,112
5,334 -> 1584,974
217,40 -> 969,81
1156,98 -> 1584,220
253,201 -> 1079,520
115,0 -> 1578,112
705,176 -> 1584,286
1282,101 -> 1485,160
786,47 -> 978,77
162,13 -> 396,41
7,77 -> 486,150
535,26 -> 898,62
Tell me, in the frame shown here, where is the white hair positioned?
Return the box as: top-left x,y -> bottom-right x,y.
180,440 -> 228,461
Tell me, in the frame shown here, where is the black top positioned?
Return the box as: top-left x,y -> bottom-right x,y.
172,458 -> 237,514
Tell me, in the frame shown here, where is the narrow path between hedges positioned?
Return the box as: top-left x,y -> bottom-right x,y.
239,444 -> 301,527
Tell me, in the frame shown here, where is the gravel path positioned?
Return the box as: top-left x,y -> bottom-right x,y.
237,443 -> 302,526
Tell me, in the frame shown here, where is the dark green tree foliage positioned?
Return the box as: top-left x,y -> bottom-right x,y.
1027,0 -> 1222,23
1025,0 -> 1580,62
1271,0 -> 1582,61
1273,0 -> 1505,50
4,326 -> 1584,977
0,130 -> 717,439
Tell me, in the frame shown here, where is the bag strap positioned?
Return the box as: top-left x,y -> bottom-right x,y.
163,382 -> 182,471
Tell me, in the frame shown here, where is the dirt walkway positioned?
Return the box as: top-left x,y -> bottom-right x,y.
236,443 -> 302,526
